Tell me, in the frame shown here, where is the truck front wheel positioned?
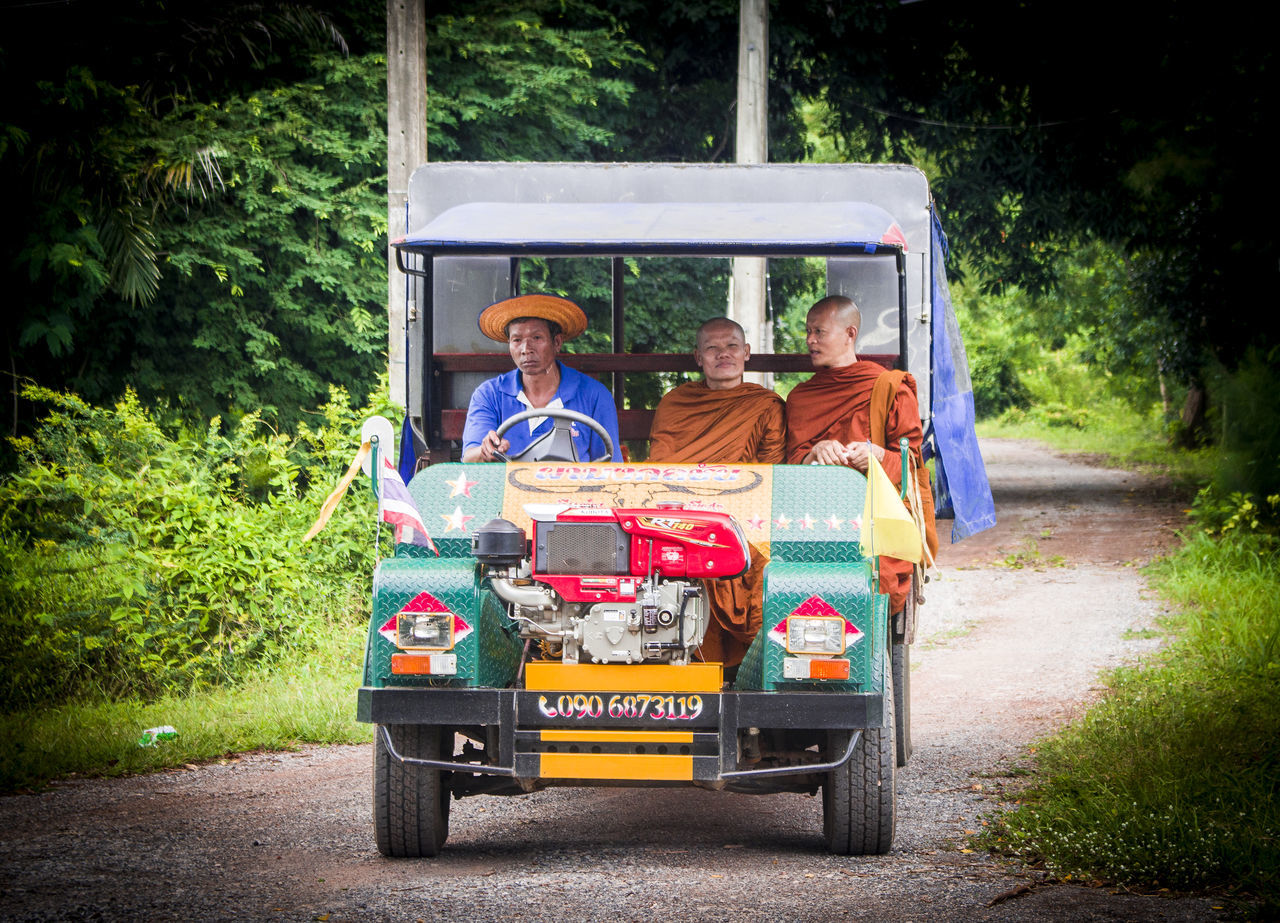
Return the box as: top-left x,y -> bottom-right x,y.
822,670 -> 896,855
892,637 -> 911,767
892,580 -> 916,767
373,724 -> 450,857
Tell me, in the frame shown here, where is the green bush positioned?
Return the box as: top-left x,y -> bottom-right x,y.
1025,401 -> 1089,430
1210,348 -> 1280,508
1190,488 -> 1280,541
953,241 -> 1168,423
951,285 -> 1037,419
0,385 -> 388,709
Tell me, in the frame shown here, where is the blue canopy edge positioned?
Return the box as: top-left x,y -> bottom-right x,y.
393,201 -> 907,256
925,208 -> 996,541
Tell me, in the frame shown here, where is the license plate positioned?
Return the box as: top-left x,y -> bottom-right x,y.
535,692 -> 707,722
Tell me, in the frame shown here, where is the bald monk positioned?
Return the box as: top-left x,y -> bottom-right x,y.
647,318 -> 784,670
648,318 -> 785,464
786,295 -> 938,617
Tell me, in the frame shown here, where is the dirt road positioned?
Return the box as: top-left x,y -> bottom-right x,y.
0,440 -> 1219,922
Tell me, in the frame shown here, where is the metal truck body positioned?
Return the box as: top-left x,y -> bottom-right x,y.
360,162 -> 986,856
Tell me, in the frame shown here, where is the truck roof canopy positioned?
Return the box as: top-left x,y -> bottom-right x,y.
393,201 -> 908,257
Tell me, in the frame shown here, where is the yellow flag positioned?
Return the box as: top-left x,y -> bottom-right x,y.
859,453 -> 924,564
303,442 -> 371,542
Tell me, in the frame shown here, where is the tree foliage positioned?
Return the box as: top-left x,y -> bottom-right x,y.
770,1 -> 1275,384
1,2 -> 375,433
3,0 -> 1269,436
131,51 -> 389,422
1,0 -> 646,439
582,1 -> 1274,391
426,0 -> 643,161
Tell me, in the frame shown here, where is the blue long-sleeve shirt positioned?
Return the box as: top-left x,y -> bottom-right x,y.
462,361 -> 622,462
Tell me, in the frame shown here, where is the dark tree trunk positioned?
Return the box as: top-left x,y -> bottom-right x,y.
1175,383 -> 1210,447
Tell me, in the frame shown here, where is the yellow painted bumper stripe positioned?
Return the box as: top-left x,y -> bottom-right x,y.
539,753 -> 693,781
539,729 -> 694,743
525,662 -> 722,693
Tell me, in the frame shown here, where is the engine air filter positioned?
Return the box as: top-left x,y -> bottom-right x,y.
535,522 -> 629,575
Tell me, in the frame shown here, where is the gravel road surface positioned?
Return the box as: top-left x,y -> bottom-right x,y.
0,439 -> 1222,922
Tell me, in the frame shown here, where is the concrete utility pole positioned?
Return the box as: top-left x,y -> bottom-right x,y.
387,0 -> 427,408
731,0 -> 769,384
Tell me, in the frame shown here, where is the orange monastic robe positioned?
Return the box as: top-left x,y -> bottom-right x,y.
648,381 -> 785,465
647,381 -> 785,667
786,360 -> 937,614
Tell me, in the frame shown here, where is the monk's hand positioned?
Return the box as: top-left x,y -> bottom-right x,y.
479,431 -> 510,462
842,441 -> 885,473
805,439 -> 854,467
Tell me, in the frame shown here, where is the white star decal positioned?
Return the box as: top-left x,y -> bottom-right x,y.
799,514 -> 816,530
445,475 -> 479,498
773,514 -> 791,530
824,515 -> 844,531
441,506 -> 475,533
747,516 -> 766,530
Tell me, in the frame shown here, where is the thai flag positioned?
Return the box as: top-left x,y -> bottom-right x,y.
380,455 -> 438,555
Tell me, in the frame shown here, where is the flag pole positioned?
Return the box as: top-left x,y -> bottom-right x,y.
899,437 -> 910,500
372,434 -> 384,558
867,440 -> 878,587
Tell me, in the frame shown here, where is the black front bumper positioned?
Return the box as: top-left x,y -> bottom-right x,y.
358,686 -> 884,783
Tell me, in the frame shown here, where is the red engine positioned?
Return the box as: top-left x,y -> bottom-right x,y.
472,503 -> 750,664
527,504 -> 750,604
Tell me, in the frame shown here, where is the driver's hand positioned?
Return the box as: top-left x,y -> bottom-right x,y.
479,430 -> 510,462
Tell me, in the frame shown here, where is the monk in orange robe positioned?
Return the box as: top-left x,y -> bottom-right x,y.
647,318 -> 784,668
786,296 -> 938,616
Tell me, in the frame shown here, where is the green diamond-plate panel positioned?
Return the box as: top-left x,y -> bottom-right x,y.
770,540 -> 865,564
368,557 -> 505,688
755,466 -> 886,698
397,463 -> 508,558
474,589 -> 522,687
733,631 -> 766,690
756,559 -> 885,694
765,465 -> 867,558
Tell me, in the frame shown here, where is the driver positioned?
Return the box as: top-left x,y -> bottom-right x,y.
461,294 -> 622,462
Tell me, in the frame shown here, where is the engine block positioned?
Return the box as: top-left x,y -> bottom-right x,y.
473,504 -> 748,665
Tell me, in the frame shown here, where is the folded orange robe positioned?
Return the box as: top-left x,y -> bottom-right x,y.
786,361 -> 937,614
647,381 -> 785,667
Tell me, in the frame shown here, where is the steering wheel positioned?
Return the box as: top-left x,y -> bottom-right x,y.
492,407 -> 615,463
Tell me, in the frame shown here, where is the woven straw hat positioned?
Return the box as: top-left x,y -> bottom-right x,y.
477,294 -> 588,342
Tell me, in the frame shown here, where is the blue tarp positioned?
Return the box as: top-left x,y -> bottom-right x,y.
925,209 -> 996,541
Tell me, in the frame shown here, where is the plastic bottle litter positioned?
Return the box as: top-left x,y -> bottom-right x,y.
138,725 -> 179,747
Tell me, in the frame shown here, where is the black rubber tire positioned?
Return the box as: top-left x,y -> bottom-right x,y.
823,668 -> 896,855
373,724 -> 450,858
891,578 -> 916,767
892,638 -> 912,767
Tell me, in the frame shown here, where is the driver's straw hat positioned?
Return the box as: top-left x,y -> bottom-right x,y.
478,294 -> 588,342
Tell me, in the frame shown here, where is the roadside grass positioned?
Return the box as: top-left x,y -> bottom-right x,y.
0,623 -> 371,793
980,529 -> 1280,910
977,397 -> 1214,489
